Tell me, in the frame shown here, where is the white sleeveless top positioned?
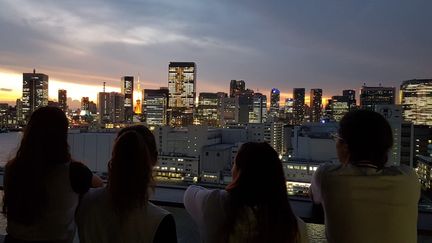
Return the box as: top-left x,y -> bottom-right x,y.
76,187 -> 170,243
7,163 -> 79,242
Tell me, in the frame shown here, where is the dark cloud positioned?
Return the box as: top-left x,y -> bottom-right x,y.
0,88 -> 13,92
0,0 -> 431,98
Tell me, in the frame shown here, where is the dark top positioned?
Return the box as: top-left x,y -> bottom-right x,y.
153,214 -> 178,243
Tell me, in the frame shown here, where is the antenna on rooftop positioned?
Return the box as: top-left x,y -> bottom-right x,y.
103,82 -> 106,93
33,69 -> 36,74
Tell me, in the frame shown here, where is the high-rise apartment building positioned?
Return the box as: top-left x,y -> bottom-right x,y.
269,88 -> 280,119
293,88 -> 305,125
22,69 -> 48,122
109,92 -> 125,123
58,89 -> 67,112
310,89 -> 322,122
360,85 -> 395,111
168,62 -> 196,126
121,76 -> 134,122
143,88 -> 169,126
98,92 -> 110,124
229,80 -> 246,98
400,79 -> 432,125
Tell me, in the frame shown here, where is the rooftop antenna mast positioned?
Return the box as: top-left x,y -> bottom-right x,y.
103,82 -> 106,93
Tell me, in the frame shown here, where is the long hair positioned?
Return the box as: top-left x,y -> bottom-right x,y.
226,142 -> 299,243
3,107 -> 71,224
108,130 -> 154,215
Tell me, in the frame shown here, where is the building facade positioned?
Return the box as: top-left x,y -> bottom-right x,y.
400,79 -> 432,125
310,89 -> 322,122
22,69 -> 49,122
360,85 -> 395,111
269,88 -> 280,119
58,89 -> 67,112
143,88 -> 169,126
121,76 -> 134,122
293,88 -> 305,125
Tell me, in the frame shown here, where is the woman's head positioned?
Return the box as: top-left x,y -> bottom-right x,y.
108,130 -> 154,214
19,106 -> 70,165
337,109 -> 393,168
228,142 -> 287,204
226,142 -> 298,242
117,125 -> 158,166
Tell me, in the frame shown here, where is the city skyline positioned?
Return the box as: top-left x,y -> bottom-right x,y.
1,0 -> 431,106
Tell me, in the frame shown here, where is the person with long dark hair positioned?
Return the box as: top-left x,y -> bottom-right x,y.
310,110 -> 420,243
3,106 -> 103,243
184,142 -> 308,243
76,126 -> 177,243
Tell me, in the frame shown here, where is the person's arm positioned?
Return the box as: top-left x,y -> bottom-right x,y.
70,161 -> 102,194
153,214 -> 177,243
309,165 -> 324,204
91,174 -> 104,188
183,185 -> 212,225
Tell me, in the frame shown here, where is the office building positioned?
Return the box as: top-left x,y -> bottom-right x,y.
229,80 -> 246,97
360,85 -> 395,111
121,76 -> 134,122
109,92 -> 125,123
328,95 -> 349,122
58,89 -> 67,112
417,155 -> 432,191
220,96 -> 237,126
88,101 -> 97,115
98,92 -> 110,124
237,91 -> 254,124
249,93 -> 267,123
293,88 -> 305,125
22,69 -> 49,122
0,104 -> 8,127
143,88 -> 169,126
16,99 -> 23,125
168,62 -> 196,126
269,88 -> 280,119
342,89 -> 356,110
310,89 -> 322,122
81,97 -> 90,111
400,79 -> 432,125
375,105 -> 402,166
196,92 -> 220,127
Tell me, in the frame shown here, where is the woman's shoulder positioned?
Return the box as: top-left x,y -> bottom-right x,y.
185,185 -> 229,203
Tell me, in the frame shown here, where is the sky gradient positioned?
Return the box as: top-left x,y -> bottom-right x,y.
0,0 -> 431,108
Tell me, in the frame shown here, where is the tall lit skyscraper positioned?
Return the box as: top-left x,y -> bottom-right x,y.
22,69 -> 48,122
310,89 -> 322,122
143,88 -> 169,126
168,62 -> 196,126
16,99 -> 23,125
250,93 -> 267,123
269,88 -> 280,119
360,85 -> 395,111
121,76 -> 134,122
110,92 -> 125,123
400,79 -> 432,125
342,89 -> 356,110
196,92 -> 220,126
293,88 -> 305,125
58,89 -> 67,112
230,80 -> 246,98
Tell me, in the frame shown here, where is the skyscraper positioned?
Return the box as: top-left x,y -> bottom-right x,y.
168,62 -> 196,126
293,88 -> 305,125
22,69 -> 48,122
81,97 -> 90,111
328,95 -> 349,122
400,79 -> 432,125
310,89 -> 322,122
230,80 -> 246,98
143,88 -> 169,126
269,88 -> 280,119
360,85 -> 395,111
121,76 -> 134,122
98,92 -> 110,124
109,92 -> 125,123
196,92 -> 220,127
58,89 -> 67,112
342,89 -> 356,110
250,93 -> 267,123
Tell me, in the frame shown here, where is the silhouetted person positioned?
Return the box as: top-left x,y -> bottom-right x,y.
3,106 -> 103,243
310,109 -> 420,243
76,126 -> 177,243
184,142 -> 308,243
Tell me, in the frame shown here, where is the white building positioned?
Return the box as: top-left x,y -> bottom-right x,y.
375,104 -> 402,166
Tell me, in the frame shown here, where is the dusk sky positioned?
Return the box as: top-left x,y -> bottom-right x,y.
0,0 -> 431,107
